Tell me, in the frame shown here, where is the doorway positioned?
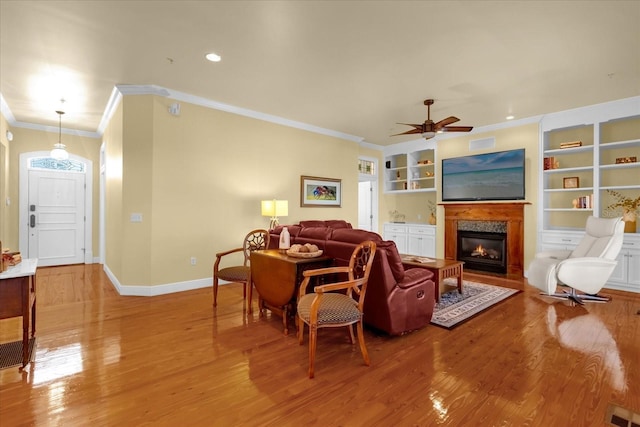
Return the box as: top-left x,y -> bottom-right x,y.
358,157 -> 378,232
19,152 -> 93,266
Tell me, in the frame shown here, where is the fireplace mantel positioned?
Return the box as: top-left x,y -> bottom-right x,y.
442,202 -> 529,278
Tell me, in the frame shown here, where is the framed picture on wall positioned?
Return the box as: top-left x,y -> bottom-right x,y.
300,175 -> 342,207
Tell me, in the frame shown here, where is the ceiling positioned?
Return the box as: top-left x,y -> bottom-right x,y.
1,1 -> 639,146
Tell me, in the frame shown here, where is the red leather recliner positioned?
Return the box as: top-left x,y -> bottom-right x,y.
269,221 -> 435,335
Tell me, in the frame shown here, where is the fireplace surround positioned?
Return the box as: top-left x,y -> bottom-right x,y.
443,203 -> 528,278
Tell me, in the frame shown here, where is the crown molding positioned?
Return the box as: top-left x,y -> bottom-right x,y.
0,93 -> 16,123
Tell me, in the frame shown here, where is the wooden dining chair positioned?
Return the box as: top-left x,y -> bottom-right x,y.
213,229 -> 270,313
296,240 -> 377,378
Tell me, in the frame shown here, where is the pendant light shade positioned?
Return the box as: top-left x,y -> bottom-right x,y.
50,110 -> 69,160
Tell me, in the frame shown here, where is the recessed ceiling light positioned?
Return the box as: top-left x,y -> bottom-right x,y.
506,115 -> 515,120
205,52 -> 221,62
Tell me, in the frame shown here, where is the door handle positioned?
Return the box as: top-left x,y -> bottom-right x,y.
30,214 -> 36,228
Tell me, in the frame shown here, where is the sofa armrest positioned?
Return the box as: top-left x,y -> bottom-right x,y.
535,250 -> 571,260
396,268 -> 434,289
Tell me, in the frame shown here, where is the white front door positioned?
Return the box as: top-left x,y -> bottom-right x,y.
28,169 -> 85,266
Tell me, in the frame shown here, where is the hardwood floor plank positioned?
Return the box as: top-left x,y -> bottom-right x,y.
0,264 -> 639,426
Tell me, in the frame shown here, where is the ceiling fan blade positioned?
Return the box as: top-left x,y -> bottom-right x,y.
434,116 -> 459,129
396,122 -> 423,130
390,128 -> 423,136
441,125 -> 473,132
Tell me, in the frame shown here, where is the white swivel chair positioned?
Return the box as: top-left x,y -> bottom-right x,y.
528,216 -> 624,305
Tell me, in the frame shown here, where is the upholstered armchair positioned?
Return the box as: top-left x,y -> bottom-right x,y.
528,216 -> 624,304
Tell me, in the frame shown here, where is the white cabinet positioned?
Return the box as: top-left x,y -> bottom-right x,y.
608,234 -> 640,293
407,225 -> 436,257
383,223 -> 407,254
384,223 -> 435,256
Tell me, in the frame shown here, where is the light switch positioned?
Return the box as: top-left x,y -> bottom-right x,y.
130,213 -> 143,223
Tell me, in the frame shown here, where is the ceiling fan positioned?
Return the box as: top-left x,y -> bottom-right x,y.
392,99 -> 473,139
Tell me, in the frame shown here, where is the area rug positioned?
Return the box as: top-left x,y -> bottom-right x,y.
0,338 -> 36,370
431,279 -> 520,329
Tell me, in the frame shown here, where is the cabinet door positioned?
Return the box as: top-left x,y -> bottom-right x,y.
407,234 -> 435,257
627,249 -> 640,288
389,234 -> 407,254
384,224 -> 408,254
407,235 -> 421,256
608,251 -> 628,284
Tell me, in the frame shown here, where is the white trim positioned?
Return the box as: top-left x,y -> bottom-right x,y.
103,263 -> 215,296
358,156 -> 380,234
0,93 -> 16,122
149,85 -> 365,143
99,142 -> 106,264
19,151 -> 93,264
96,86 -> 123,136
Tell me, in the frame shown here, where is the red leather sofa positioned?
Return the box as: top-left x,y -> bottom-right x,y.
269,220 -> 435,335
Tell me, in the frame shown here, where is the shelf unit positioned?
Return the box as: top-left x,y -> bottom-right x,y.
384,147 -> 436,193
538,97 -> 640,293
540,100 -> 640,232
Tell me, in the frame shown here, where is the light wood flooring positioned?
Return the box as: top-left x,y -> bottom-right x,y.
1,264 -> 639,426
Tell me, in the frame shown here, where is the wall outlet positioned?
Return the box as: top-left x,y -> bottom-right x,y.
190,257 -> 197,266
417,214 -> 422,220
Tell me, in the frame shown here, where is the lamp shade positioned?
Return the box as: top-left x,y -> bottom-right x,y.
261,200 -> 288,217
51,143 -> 69,160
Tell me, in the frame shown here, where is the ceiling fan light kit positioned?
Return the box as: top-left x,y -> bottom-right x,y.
392,99 -> 473,140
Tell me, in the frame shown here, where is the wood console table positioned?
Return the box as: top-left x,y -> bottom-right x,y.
0,258 -> 38,369
250,250 -> 332,335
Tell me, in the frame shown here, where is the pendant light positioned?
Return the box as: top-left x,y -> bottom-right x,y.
50,110 -> 69,160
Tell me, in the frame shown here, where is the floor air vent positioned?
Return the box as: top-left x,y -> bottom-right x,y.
607,403 -> 640,427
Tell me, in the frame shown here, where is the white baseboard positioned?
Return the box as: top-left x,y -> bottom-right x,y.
102,263 -> 227,296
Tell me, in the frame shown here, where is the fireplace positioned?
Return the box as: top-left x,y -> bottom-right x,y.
443,202 -> 528,278
457,230 -> 507,274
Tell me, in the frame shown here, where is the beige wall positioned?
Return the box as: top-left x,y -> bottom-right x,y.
103,101 -> 124,280
107,95 -> 360,286
1,98 -> 544,288
0,114 -> 10,248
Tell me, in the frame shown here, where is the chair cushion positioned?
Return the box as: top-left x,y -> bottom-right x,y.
570,216 -> 624,259
216,266 -> 250,282
298,293 -> 361,325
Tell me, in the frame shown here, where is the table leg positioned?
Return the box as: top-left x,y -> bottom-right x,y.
457,268 -> 464,294
434,274 -> 442,303
31,276 -> 37,337
283,306 -> 289,336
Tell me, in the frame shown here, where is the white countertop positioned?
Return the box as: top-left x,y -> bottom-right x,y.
0,258 -> 38,279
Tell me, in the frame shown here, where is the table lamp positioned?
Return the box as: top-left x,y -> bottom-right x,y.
261,199 -> 288,230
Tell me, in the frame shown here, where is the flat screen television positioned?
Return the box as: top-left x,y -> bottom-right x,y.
441,148 -> 525,201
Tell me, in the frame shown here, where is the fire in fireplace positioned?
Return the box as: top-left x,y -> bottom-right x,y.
457,230 -> 507,274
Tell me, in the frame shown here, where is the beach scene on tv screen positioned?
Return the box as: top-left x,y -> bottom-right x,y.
443,150 -> 525,200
